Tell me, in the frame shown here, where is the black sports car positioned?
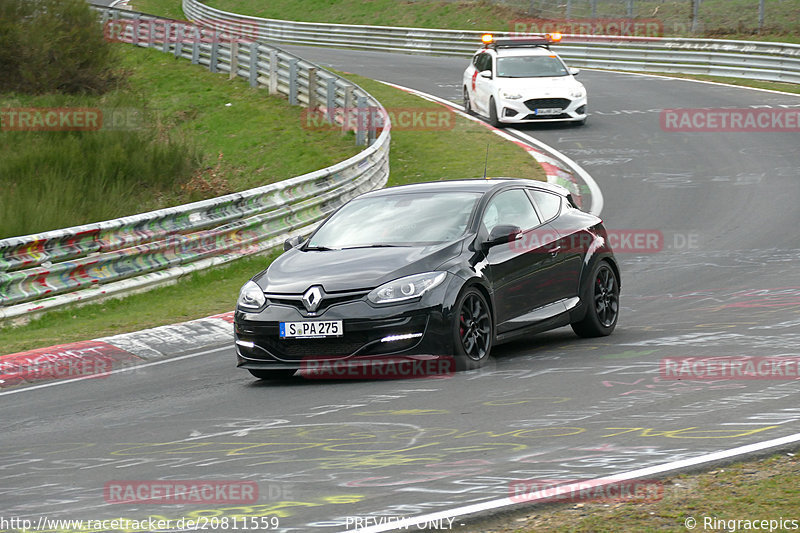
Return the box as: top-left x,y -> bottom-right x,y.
234,179 -> 620,379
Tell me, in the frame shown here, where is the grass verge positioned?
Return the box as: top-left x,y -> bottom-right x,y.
0,44 -> 360,237
0,68 -> 543,355
461,450 -> 800,532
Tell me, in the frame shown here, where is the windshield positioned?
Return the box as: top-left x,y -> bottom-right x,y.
496,55 -> 568,78
307,191 -> 481,249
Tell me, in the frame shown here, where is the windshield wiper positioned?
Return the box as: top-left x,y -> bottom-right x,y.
340,244 -> 404,250
304,245 -> 339,251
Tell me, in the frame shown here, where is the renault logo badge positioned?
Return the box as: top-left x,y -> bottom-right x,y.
302,286 -> 323,312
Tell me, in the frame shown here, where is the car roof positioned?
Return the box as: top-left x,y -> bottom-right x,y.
475,46 -> 556,58
362,178 -> 569,197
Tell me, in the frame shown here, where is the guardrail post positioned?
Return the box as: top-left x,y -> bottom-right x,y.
289,59 -> 299,105
191,28 -> 200,64
268,49 -> 278,95
626,0 -> 634,18
147,19 -> 156,49
162,22 -> 171,54
356,95 -> 367,146
210,38 -> 220,73
367,105 -> 377,145
230,41 -> 239,80
342,85 -> 353,134
174,25 -> 183,58
132,13 -> 140,45
326,78 -> 336,123
307,67 -> 317,109
249,43 -> 258,88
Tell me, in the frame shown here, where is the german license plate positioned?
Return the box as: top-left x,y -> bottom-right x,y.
280,320 -> 343,338
535,108 -> 561,116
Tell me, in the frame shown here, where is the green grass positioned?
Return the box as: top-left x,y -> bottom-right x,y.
0,44 -> 360,238
164,0 -> 800,42
461,451 -> 800,532
0,68 -> 543,355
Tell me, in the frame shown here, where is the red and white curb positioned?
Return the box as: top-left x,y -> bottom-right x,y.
0,312 -> 233,390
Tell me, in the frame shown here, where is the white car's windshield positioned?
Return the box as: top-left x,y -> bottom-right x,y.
496,56 -> 568,78
307,191 -> 481,249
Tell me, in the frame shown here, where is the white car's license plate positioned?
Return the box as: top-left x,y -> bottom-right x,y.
280,320 -> 343,338
535,108 -> 561,116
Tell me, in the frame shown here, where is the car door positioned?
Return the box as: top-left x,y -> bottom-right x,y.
473,52 -> 494,116
528,188 -> 583,304
481,188 -> 562,334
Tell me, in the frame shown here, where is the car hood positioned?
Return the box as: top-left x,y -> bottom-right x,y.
255,240 -> 465,294
496,76 -> 580,96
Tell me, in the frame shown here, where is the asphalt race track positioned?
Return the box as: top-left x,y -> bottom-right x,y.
2,45 -> 800,532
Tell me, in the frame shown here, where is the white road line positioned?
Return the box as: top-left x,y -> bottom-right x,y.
379,81 -> 604,216
350,430 -> 800,532
588,68 -> 800,98
0,346 -> 227,397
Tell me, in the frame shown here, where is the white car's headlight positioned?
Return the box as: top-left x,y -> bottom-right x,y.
570,85 -> 586,98
368,272 -> 447,305
501,91 -> 523,100
238,280 -> 266,310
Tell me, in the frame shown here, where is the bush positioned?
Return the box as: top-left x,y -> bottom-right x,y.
0,0 -> 121,94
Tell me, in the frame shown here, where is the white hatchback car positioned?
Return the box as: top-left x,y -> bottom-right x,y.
463,35 -> 587,126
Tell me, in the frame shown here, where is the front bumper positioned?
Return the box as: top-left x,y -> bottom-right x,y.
234,298 -> 455,370
497,95 -> 587,124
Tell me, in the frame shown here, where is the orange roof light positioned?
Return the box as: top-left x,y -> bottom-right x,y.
481,33 -> 494,45
547,32 -> 563,43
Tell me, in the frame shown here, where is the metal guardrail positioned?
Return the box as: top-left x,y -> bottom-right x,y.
0,6 -> 391,321
183,0 -> 800,84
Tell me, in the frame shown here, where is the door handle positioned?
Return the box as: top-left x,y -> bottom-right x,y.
549,246 -> 561,257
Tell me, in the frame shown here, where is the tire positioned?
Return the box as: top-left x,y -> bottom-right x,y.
463,86 -> 473,115
248,369 -> 296,380
574,116 -> 587,126
452,287 -> 493,370
488,97 -> 502,128
571,260 -> 619,337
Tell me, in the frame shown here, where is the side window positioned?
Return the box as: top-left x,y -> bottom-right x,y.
474,53 -> 492,73
472,54 -> 482,68
482,189 -> 541,234
529,190 -> 562,222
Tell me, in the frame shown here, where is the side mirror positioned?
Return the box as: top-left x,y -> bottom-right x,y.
283,236 -> 304,251
479,69 -> 493,79
569,67 -> 580,76
483,224 -> 522,250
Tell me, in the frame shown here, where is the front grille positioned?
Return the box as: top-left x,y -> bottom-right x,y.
265,290 -> 369,316
259,335 -> 371,359
524,98 -> 571,111
521,113 -> 572,120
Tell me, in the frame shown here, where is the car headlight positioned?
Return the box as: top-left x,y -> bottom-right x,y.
501,91 -> 523,100
368,272 -> 447,305
570,86 -> 586,98
238,280 -> 266,310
